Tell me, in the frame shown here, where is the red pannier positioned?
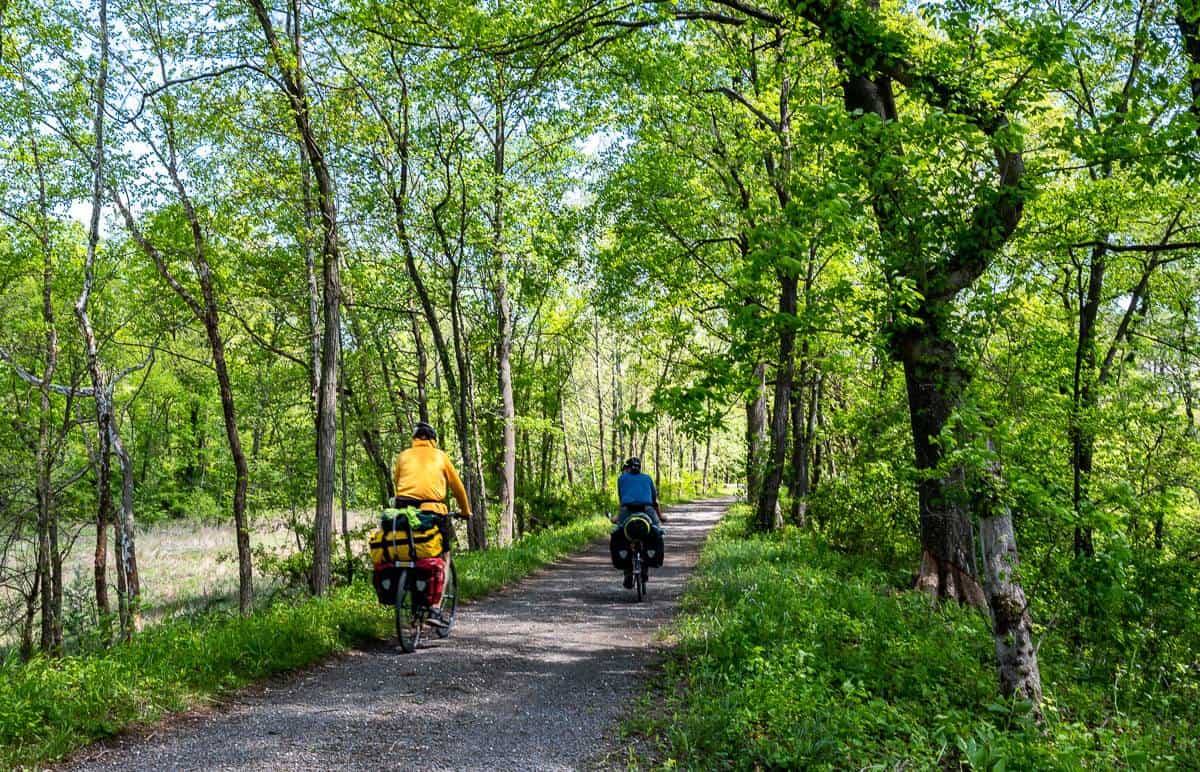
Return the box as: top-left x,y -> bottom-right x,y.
415,556 -> 446,606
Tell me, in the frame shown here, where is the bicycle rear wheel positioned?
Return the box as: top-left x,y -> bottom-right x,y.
395,570 -> 424,653
633,551 -> 645,602
435,557 -> 458,639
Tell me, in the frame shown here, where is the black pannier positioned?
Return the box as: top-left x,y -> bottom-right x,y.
372,565 -> 403,605
609,521 -> 665,569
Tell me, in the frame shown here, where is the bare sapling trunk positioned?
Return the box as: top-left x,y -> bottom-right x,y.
110,422 -> 139,636
302,159 -> 322,410
76,0 -> 113,620
755,270 -> 797,531
340,362 -> 353,583
611,348 -> 621,473
493,95 -> 516,547
247,0 -> 342,594
463,333 -> 490,549
593,317 -> 607,482
559,385 -> 574,486
28,105 -> 63,652
410,306 -> 430,424
702,428 -> 712,492
340,317 -> 393,504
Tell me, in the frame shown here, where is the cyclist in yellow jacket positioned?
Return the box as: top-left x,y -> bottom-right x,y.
392,422 -> 472,518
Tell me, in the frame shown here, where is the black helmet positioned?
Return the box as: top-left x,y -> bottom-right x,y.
624,457 -> 641,473
413,421 -> 437,440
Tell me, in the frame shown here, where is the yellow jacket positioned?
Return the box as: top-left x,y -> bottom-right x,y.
392,438 -> 471,516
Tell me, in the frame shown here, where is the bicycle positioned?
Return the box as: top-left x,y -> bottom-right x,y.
617,510 -> 657,602
386,510 -> 469,653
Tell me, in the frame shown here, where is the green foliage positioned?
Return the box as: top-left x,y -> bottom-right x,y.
641,506 -> 1198,770
517,482 -> 614,531
658,471 -> 722,505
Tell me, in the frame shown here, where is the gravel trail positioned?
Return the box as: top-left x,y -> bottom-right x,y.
69,498 -> 729,771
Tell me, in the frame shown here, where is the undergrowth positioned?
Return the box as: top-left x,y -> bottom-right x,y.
0,513 -> 611,768
642,505 -> 1198,770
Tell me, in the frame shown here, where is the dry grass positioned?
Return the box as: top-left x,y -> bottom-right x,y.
1,509 -> 377,648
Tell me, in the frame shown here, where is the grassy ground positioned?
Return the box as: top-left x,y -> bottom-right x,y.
631,505 -> 1198,770
0,513 -> 611,769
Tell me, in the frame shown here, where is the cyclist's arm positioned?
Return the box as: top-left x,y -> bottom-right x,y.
443,454 -> 472,517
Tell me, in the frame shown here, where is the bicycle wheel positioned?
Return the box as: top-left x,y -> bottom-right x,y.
435,557 -> 458,639
395,570 -> 424,653
633,551 -> 645,602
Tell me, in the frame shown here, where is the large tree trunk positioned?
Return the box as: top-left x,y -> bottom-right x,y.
898,327 -> 987,608
1069,246 -> 1105,558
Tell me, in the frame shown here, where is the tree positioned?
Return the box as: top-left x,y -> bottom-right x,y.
245,0 -> 344,594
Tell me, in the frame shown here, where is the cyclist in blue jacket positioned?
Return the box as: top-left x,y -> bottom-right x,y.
613,457 -> 664,588
616,457 -> 661,527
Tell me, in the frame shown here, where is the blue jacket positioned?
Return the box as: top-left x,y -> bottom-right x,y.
618,471 -> 657,506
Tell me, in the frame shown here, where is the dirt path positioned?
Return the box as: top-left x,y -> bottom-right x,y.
69,498 -> 729,771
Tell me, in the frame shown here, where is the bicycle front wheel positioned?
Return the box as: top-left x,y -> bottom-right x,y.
395,570 -> 424,653
435,557 -> 458,639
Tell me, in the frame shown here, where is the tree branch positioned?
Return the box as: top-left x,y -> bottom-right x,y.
708,86 -> 780,132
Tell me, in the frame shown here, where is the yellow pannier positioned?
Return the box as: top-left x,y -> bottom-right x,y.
369,510 -> 445,566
